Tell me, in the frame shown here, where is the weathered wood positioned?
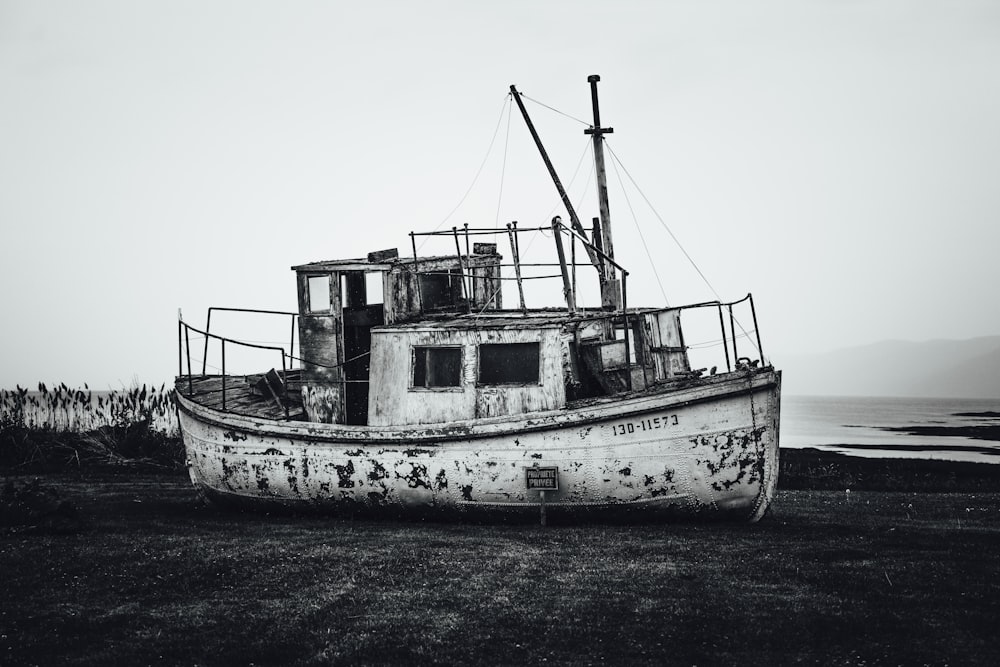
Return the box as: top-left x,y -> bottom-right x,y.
367,326 -> 566,426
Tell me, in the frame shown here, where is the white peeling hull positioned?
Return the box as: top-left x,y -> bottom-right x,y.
177,369 -> 781,522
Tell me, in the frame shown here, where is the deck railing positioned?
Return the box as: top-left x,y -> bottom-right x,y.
177,308 -> 299,418
663,293 -> 766,375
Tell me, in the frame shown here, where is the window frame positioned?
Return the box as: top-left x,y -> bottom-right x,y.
410,345 -> 465,391
476,342 -> 542,387
306,274 -> 333,314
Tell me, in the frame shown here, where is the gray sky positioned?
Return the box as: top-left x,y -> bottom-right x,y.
2,0 -> 999,389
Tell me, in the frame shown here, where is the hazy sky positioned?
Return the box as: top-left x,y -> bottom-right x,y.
2,0 -> 999,389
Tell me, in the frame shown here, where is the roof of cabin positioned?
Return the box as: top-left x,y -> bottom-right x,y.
292,253 -> 501,274
373,309 -> 617,332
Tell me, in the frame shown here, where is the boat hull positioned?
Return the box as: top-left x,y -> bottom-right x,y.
177,369 -> 781,522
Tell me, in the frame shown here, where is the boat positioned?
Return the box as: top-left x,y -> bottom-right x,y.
174,76 -> 781,522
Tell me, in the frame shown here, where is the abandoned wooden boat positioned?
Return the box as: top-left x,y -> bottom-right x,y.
174,76 -> 781,522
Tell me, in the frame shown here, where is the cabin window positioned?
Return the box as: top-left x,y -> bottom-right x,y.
419,269 -> 462,309
307,275 -> 331,313
366,272 -> 384,305
412,346 -> 463,389
478,343 -> 540,385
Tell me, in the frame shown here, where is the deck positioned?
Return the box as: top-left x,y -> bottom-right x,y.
174,370 -> 306,421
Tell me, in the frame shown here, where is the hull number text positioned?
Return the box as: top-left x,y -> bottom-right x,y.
610,414 -> 679,437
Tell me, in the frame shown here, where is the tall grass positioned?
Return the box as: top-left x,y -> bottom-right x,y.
0,383 -> 181,470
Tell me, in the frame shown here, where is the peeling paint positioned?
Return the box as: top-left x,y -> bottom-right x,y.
403,448 -> 435,457
333,460 -> 356,488
178,368 -> 780,522
368,460 -> 389,481
396,462 -> 430,489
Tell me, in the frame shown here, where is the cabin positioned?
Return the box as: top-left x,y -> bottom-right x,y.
291,245 -> 692,426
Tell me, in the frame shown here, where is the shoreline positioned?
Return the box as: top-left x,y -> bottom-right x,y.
779,446 -> 1000,491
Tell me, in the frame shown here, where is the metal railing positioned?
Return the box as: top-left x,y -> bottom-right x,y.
177,308 -> 299,419
666,294 -> 765,374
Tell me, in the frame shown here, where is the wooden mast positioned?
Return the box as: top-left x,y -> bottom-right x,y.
584,74 -> 621,311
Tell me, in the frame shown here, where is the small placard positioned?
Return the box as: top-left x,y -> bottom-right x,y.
525,466 -> 559,491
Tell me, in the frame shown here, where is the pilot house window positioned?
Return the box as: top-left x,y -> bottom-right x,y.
412,346 -> 462,388
419,269 -> 462,309
478,343 -> 540,385
307,275 -> 331,313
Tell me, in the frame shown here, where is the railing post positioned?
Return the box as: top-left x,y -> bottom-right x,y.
717,304 -> 732,372
221,340 -> 226,411
507,222 -> 526,312
729,305 -> 738,364
281,353 -> 290,420
202,308 -> 213,376
411,232 -> 423,314
452,226 -> 471,312
184,325 -> 193,395
177,315 -> 182,380
749,294 -> 763,365
622,271 -> 632,392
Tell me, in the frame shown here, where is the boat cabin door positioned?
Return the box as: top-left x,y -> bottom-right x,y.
341,271 -> 384,425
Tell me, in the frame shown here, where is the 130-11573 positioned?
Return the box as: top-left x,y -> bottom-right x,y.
609,414 -> 679,437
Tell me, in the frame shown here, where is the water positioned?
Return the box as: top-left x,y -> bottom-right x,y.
782,395 -> 1000,463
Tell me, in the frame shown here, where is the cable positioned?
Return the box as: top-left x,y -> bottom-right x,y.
519,92 -> 591,127
608,148 -> 669,305
425,94 -> 512,246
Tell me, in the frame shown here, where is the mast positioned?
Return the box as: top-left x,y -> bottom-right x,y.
584,74 -> 621,311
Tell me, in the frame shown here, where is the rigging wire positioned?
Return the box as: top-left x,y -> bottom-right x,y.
607,146 -> 669,306
605,142 -> 762,357
519,92 -> 591,127
544,139 -> 594,221
493,98 -> 513,230
423,94 -> 512,249
605,142 -> 720,302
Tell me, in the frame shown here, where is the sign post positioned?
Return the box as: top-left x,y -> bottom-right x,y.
525,465 -> 559,527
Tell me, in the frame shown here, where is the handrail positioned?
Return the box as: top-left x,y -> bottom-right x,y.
178,317 -> 291,419
201,307 -> 298,376
666,294 -> 765,370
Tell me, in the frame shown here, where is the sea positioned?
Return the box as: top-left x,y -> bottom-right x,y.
782,395 -> 1000,464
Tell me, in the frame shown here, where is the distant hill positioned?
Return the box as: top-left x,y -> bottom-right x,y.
779,336 -> 1000,398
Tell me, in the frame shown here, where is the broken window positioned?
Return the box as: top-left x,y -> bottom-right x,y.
412,346 -> 463,388
419,269 -> 462,309
478,343 -> 540,385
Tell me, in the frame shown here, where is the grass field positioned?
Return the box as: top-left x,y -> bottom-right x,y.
2,461 -> 999,666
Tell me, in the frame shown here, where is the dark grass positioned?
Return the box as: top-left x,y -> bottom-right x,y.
2,457 -> 1000,666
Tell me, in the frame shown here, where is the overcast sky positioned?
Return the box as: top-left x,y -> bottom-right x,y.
2,0 -> 998,389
